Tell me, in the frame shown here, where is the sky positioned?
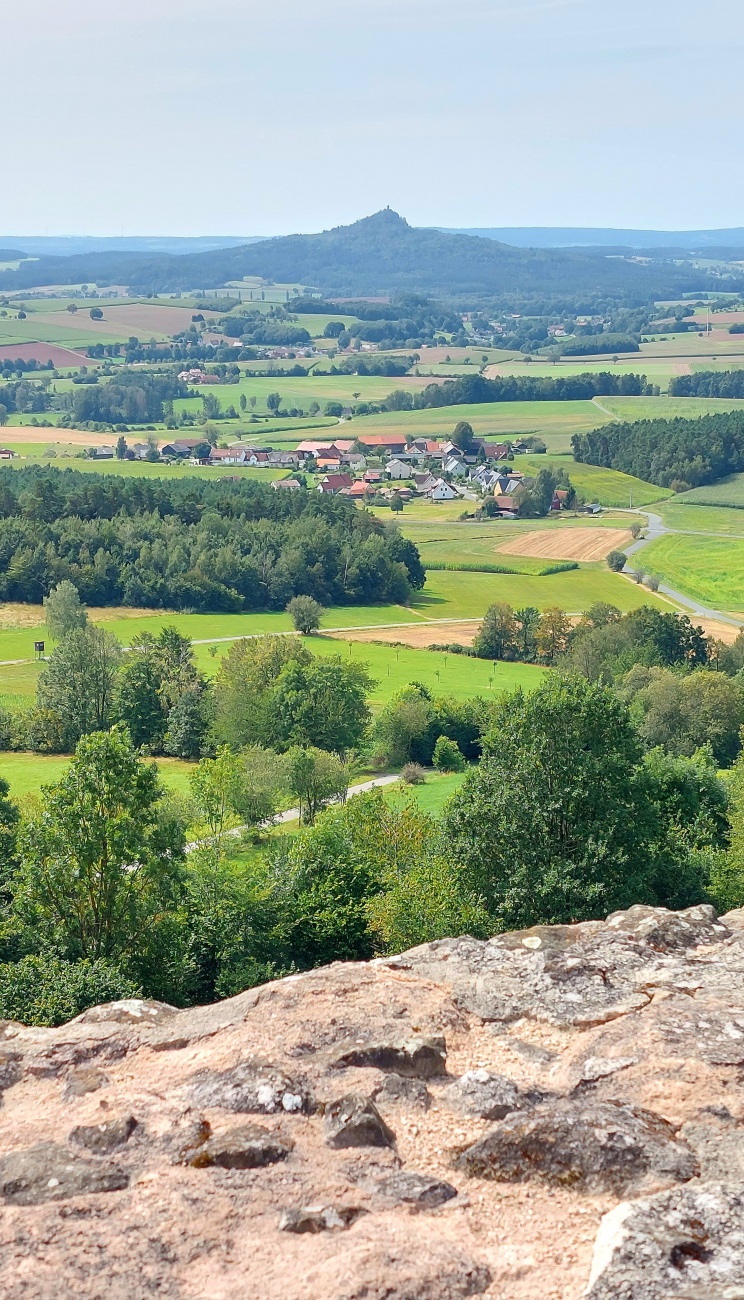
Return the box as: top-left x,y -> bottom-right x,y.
2,0 -> 743,236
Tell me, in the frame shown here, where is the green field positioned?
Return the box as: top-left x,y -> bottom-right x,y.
639,534 -> 744,612
410,566 -> 672,619
656,500 -> 744,534
0,752 -> 195,802
516,454 -> 671,508
384,769 -> 467,815
594,395 -> 744,423
674,473 -> 744,509
346,399 -> 613,452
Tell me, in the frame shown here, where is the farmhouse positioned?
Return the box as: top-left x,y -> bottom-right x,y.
0,449 -> 15,459
271,478 -> 302,490
385,458 -> 411,479
429,479 -> 458,502
356,432 -> 407,454
209,448 -> 247,465
317,472 -> 354,495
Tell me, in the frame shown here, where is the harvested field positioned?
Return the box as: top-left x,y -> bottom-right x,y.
693,617 -> 743,644
0,427 -> 118,446
497,527 -> 632,562
29,303 -> 221,340
0,342 -> 95,367
327,620 -> 481,649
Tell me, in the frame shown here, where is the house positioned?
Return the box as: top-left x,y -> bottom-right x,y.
317,472 -> 354,495
493,495 -> 518,516
340,452 -> 366,470
429,479 -> 459,502
551,489 -> 570,511
246,450 -> 271,466
412,472 -> 439,494
385,458 -> 411,480
131,443 -> 150,460
342,480 -> 371,499
443,455 -> 469,477
316,457 -> 342,471
209,447 -> 247,465
356,432 -> 407,454
408,438 -> 443,457
479,442 -> 510,461
0,449 -> 14,459
363,469 -> 382,484
89,445 -> 115,459
271,478 -> 302,490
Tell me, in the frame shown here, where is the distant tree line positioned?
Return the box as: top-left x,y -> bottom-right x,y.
669,369 -> 744,398
69,370 -> 188,424
572,410 -> 744,489
0,468 -> 425,610
404,370 -> 658,411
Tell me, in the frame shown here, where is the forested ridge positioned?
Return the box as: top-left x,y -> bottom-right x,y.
572,410 -> 744,488
1,210 -> 739,300
0,468 -> 424,609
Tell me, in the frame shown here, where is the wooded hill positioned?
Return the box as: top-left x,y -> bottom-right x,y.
1,210 -> 741,302
572,410 -> 744,489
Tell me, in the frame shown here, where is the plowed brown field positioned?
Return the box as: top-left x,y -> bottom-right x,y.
498,527 -> 632,562
327,620 -> 480,648
0,342 -> 95,367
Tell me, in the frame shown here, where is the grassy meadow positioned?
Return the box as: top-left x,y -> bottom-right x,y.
515,454 -> 672,508
0,751 -> 196,802
638,533 -> 744,613
674,473 -> 744,509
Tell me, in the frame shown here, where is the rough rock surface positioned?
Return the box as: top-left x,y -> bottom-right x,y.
0,904 -> 743,1297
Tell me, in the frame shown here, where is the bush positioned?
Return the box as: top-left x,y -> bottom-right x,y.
0,955 -> 140,1027
401,762 -> 426,785
607,550 -> 627,572
645,574 -> 660,592
432,735 -> 465,772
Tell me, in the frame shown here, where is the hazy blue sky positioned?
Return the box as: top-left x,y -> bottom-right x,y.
3,0 -> 742,235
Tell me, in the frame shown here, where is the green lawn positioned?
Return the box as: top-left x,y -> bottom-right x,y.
0,752 -> 195,802
384,769 -> 467,815
639,533 -> 744,612
515,454 -> 671,508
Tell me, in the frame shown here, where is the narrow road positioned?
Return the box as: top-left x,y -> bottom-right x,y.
185,772 -> 401,852
616,508 -> 743,629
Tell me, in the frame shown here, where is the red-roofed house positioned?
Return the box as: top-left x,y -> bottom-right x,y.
356,433 -> 407,453
317,473 -> 354,495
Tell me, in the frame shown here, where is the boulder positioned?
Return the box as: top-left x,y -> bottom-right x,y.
189,1122 -> 294,1169
604,903 -> 731,952
585,1183 -> 744,1299
68,1116 -> 139,1154
328,1035 -> 447,1078
279,1204 -> 366,1233
442,1069 -> 543,1120
71,999 -> 178,1026
454,1098 -> 698,1195
189,1060 -> 312,1114
375,1170 -> 458,1209
0,1142 -> 128,1204
371,1074 -> 432,1110
325,1094 -> 396,1149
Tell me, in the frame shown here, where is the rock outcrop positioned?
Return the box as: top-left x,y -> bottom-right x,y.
0,903 -> 743,1297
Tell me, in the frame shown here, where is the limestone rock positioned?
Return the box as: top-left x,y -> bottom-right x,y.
0,1142 -> 128,1204
442,1068 -> 543,1120
68,1116 -> 139,1154
585,1183 -> 744,1299
374,1170 -> 458,1209
454,1098 -> 698,1194
189,1059 -> 312,1114
279,1204 -> 366,1232
190,1122 -> 294,1169
325,1094 -> 396,1149
328,1034 -> 447,1078
604,903 -> 731,951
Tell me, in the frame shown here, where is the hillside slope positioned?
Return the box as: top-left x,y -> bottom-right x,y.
1,210 -> 741,300
0,902 -> 743,1297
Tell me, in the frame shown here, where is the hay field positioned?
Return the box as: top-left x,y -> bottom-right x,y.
638,534 -> 744,612
497,528 -> 632,562
27,302 -> 221,341
327,621 -> 480,649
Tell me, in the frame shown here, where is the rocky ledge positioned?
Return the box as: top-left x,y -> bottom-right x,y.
1,904 -> 744,1297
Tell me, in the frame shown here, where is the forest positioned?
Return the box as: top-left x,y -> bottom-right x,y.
668,369 -> 744,398
572,410 -> 744,488
0,468 -> 424,609
409,370 -> 658,410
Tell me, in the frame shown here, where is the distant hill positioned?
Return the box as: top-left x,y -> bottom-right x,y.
438,225 -> 744,251
0,210 -> 741,302
0,235 -> 262,258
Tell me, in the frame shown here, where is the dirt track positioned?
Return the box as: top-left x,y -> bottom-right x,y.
498,527 -> 632,562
